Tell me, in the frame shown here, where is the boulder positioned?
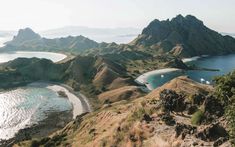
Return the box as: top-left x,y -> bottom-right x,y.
175,123 -> 196,139
160,112 -> 176,126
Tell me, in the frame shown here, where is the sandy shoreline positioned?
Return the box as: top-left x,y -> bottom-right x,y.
135,68 -> 181,90
0,82 -> 92,146
182,55 -> 208,63
46,83 -> 92,119
47,85 -> 83,119
28,82 -> 92,119
29,82 -> 92,118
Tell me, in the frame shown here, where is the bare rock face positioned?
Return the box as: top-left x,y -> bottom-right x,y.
142,114 -> 153,122
175,123 -> 196,139
159,112 -> 176,126
159,89 -> 186,113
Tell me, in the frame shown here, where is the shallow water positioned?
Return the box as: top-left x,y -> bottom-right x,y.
147,54 -> 235,89
0,84 -> 72,140
0,51 -> 66,63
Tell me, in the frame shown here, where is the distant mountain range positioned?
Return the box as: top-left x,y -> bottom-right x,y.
41,26 -> 141,43
0,26 -> 141,45
2,28 -> 102,54
1,15 -> 235,57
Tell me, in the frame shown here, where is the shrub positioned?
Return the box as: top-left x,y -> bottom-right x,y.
213,71 -> 235,144
128,107 -> 151,123
213,71 -> 235,105
160,89 -> 186,113
191,109 -> 204,125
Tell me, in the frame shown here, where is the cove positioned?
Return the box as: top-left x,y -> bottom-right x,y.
143,54 -> 235,90
0,51 -> 67,63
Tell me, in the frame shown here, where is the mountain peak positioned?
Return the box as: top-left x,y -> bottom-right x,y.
131,14 -> 235,57
17,28 -> 41,40
139,14 -> 205,38
171,14 -> 203,25
174,14 -> 184,20
7,28 -> 41,46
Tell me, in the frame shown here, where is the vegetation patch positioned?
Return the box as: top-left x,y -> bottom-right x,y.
191,109 -> 204,125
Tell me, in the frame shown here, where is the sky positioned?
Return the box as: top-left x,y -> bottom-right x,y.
0,0 -> 234,32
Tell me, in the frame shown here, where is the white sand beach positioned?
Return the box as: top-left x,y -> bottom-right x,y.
135,68 -> 181,90
182,56 -> 201,63
182,55 -> 208,63
47,84 -> 90,119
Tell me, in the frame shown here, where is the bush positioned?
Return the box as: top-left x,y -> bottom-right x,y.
160,89 -> 186,113
213,71 -> 235,144
213,71 -> 235,105
189,94 -> 205,105
191,109 -> 204,125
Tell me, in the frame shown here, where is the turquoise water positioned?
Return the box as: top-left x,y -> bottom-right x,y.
147,54 -> 235,89
0,84 -> 72,140
0,51 -> 66,63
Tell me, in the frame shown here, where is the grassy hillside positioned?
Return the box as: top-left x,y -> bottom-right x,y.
15,74 -> 234,147
0,54 -> 146,108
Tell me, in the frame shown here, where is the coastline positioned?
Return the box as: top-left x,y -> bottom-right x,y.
31,82 -> 92,118
0,51 -> 68,64
0,82 -> 92,146
182,55 -> 208,63
47,83 -> 92,117
135,55 -> 210,91
135,68 -> 182,91
47,85 -> 83,119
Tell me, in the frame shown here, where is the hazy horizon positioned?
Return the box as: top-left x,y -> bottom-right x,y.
0,0 -> 234,33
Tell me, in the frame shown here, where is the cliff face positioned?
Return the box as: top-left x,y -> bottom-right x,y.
130,15 -> 235,57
